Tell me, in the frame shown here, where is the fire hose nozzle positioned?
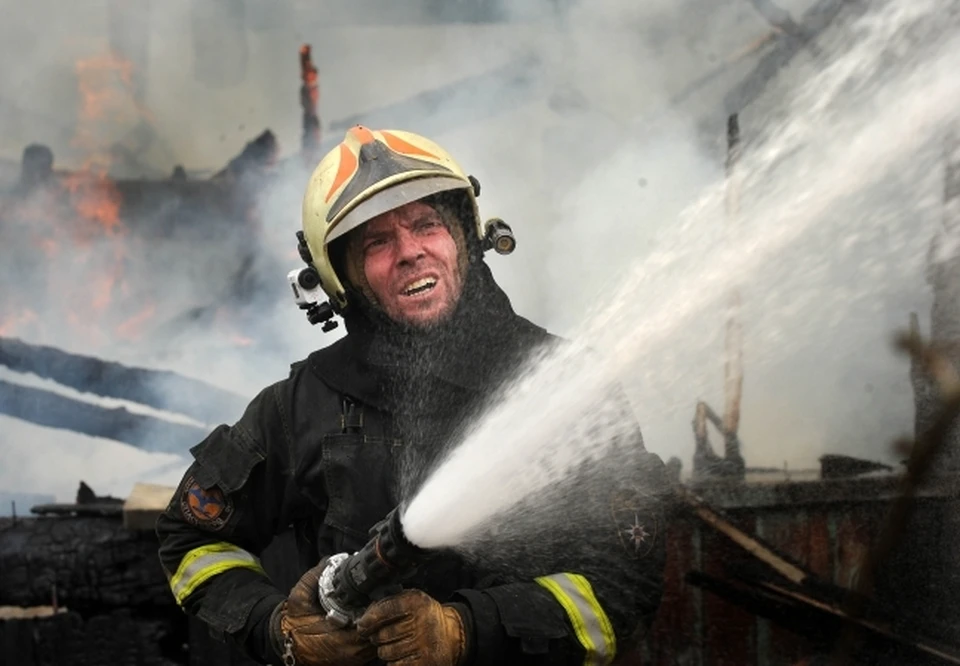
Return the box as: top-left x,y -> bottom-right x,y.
317,505 -> 427,627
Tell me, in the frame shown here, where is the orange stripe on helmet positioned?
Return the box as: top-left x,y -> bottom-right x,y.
348,125 -> 377,145
380,131 -> 438,159
326,144 -> 358,203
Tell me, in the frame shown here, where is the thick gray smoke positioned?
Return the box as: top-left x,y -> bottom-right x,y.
403,0 -> 959,547
0,0 -> 942,506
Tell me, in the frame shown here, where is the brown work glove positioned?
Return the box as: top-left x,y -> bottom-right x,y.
356,589 -> 468,666
269,558 -> 377,666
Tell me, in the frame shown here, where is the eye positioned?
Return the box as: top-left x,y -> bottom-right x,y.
363,237 -> 387,253
415,218 -> 442,232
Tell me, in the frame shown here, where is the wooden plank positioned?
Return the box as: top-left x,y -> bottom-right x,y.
123,483 -> 176,531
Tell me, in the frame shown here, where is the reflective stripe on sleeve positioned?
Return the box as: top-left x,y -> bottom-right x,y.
169,542 -> 266,606
535,573 -> 617,666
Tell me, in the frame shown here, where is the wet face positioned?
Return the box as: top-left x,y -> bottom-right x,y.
357,200 -> 463,328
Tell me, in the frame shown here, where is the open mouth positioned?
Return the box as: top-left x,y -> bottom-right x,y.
402,277 -> 437,296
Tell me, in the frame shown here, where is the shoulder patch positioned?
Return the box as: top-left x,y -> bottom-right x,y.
610,488 -> 659,560
180,476 -> 234,531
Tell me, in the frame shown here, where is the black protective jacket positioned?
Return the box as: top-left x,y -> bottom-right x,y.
157,259 -> 670,665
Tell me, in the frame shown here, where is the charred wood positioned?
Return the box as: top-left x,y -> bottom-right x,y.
0,608 -> 185,666
921,129 -> 960,469
692,401 -> 746,481
0,516 -> 170,610
687,571 -> 960,665
0,378 -> 208,453
29,482 -> 124,519
299,44 -> 321,162
0,336 -> 246,424
819,454 -> 893,479
829,331 -> 960,661
214,130 -> 278,181
0,513 -> 300,666
18,144 -> 54,193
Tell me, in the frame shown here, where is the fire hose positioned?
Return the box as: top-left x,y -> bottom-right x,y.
316,505 -> 428,627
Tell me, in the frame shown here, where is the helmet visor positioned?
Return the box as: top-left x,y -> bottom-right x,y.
326,175 -> 470,244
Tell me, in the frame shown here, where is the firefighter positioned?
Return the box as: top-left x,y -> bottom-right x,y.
157,126 -> 670,666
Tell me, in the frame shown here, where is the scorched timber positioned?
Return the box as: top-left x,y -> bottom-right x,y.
0,516 -> 170,610
0,336 -> 246,424
0,378 -> 208,453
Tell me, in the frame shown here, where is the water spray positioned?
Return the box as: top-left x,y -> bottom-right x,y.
316,505 -> 428,627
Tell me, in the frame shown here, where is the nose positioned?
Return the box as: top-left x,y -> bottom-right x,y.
395,227 -> 424,265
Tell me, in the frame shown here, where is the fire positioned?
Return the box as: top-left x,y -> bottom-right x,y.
65,52 -> 138,236
61,172 -> 123,235
25,49 -> 152,349
72,53 -> 147,157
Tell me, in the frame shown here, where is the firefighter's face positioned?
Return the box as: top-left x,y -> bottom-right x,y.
358,201 -> 463,328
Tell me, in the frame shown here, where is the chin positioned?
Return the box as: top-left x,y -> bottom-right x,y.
396,305 -> 456,330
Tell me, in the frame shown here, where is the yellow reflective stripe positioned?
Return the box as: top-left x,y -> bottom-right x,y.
536,573 -> 617,666
568,575 -> 616,657
169,542 -> 266,606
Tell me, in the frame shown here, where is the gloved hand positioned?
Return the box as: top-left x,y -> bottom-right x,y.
269,558 -> 377,666
356,589 -> 468,666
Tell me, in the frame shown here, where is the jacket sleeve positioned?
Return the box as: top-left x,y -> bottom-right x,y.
156,379 -> 309,658
452,411 -> 670,666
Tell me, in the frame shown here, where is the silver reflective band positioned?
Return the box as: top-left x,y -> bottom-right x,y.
535,573 -> 616,666
170,542 -> 266,605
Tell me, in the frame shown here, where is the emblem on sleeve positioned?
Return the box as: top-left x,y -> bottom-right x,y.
180,476 -> 234,531
610,489 -> 658,559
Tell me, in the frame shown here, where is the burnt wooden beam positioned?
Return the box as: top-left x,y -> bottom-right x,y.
692,401 -> 746,481
0,378 -> 208,453
213,129 -> 279,180
300,44 -> 321,162
0,336 -> 246,424
723,114 -> 745,442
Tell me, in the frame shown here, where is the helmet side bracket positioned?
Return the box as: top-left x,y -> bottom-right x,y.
292,231 -> 340,332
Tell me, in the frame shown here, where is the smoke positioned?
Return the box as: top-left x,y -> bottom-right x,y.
0,0 -> 946,505
403,0 -> 958,548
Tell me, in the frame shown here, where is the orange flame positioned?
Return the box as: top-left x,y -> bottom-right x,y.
72,53 -> 140,157
61,172 -> 123,235
65,52 -> 138,236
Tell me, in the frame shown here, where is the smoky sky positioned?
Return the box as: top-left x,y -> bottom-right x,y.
0,0 -> 951,504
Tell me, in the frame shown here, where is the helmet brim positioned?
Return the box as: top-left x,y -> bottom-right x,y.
326,175 -> 471,244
